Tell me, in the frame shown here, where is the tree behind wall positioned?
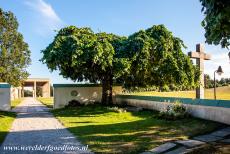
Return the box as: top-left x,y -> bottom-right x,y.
41,25 -> 198,105
0,8 -> 31,86
41,26 -> 129,105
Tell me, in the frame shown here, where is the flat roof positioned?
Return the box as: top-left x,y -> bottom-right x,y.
24,78 -> 50,82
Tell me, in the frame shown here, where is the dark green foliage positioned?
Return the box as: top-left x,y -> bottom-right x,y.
200,0 -> 230,48
124,25 -> 199,89
41,25 -> 199,105
205,74 -> 230,88
41,26 -> 129,105
0,8 -> 31,86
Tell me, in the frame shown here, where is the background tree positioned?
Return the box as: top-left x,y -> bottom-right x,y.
0,8 -> 31,86
124,25 -> 200,91
200,0 -> 230,48
41,26 -> 129,105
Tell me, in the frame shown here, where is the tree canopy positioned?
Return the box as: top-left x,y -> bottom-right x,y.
124,25 -> 200,90
0,8 -> 31,86
41,26 -> 129,105
200,0 -> 230,48
41,25 -> 199,105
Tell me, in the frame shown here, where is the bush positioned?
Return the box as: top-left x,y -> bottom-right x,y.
65,100 -> 83,107
156,101 -> 189,120
161,85 -> 170,92
107,106 -> 126,113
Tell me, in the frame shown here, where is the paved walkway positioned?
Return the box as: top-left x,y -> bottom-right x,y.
0,98 -> 92,154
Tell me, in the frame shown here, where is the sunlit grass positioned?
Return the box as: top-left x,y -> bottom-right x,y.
0,111 -> 16,144
130,86 -> 230,100
52,105 -> 222,153
11,98 -> 23,109
37,97 -> 54,108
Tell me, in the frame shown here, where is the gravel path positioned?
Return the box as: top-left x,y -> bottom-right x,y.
0,98 -> 92,154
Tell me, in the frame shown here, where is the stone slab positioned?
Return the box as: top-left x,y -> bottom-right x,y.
149,142 -> 176,153
175,139 -> 205,148
164,147 -> 187,154
210,128 -> 230,137
140,152 -> 153,154
193,134 -> 223,142
220,139 -> 230,143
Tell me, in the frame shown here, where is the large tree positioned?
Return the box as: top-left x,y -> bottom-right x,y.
41,26 -> 129,105
200,0 -> 230,48
124,25 -> 200,90
41,25 -> 198,105
0,8 -> 31,86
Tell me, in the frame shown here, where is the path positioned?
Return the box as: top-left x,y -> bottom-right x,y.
0,98 -> 92,154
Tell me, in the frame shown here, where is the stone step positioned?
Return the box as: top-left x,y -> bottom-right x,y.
149,142 -> 176,154
175,139 -> 205,148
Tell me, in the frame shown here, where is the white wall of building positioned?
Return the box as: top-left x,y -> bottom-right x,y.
0,83 -> 11,111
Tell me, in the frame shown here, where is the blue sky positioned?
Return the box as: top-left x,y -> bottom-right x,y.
0,0 -> 229,83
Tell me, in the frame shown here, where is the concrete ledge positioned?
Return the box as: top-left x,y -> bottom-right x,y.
115,97 -> 230,125
0,83 -> 11,88
116,95 -> 230,108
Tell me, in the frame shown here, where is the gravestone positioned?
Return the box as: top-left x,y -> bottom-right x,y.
0,83 -> 11,111
188,44 -> 211,99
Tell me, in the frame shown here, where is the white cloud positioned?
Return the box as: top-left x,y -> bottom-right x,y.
24,0 -> 64,36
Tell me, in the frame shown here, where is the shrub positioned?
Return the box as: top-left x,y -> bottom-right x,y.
65,100 -> 83,107
107,106 -> 127,113
156,101 -> 189,120
161,85 -> 170,92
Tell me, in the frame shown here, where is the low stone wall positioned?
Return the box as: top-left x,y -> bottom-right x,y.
0,83 -> 11,111
115,96 -> 230,125
53,84 -> 122,109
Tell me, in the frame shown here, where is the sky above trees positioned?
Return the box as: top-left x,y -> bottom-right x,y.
0,0 -> 229,83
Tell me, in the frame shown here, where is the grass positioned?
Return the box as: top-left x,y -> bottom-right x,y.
0,111 -> 16,144
37,97 -> 54,108
52,105 -> 223,154
0,99 -> 21,144
130,86 -> 230,100
11,98 -> 23,109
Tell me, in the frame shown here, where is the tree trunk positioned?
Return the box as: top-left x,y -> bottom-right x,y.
101,74 -> 113,106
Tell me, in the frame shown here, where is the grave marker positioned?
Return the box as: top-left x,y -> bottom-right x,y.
188,44 -> 211,99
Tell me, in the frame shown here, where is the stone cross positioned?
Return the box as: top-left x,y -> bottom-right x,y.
188,44 -> 211,99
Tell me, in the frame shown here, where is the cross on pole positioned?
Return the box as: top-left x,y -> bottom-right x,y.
188,44 -> 211,99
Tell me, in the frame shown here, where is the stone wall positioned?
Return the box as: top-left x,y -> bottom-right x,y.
53,84 -> 122,109
115,96 -> 230,125
0,83 -> 11,111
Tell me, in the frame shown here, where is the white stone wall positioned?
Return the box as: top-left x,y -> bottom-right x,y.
0,83 -> 11,111
115,98 -> 230,125
54,85 -> 122,109
11,87 -> 19,100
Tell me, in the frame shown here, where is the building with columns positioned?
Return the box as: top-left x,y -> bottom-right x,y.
11,78 -> 51,99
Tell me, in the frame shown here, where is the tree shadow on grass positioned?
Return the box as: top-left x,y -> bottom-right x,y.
0,111 -> 16,118
51,105 -> 224,153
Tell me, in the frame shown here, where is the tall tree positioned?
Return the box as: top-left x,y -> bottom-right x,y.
41,25 -> 198,105
200,0 -> 230,48
41,26 -> 129,105
0,8 -> 31,86
124,25 -> 200,90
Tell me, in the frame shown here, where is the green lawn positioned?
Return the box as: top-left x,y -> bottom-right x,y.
52,105 -> 223,154
0,111 -> 16,144
37,97 -> 54,108
11,98 -> 23,109
130,86 -> 230,100
0,98 -> 21,144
